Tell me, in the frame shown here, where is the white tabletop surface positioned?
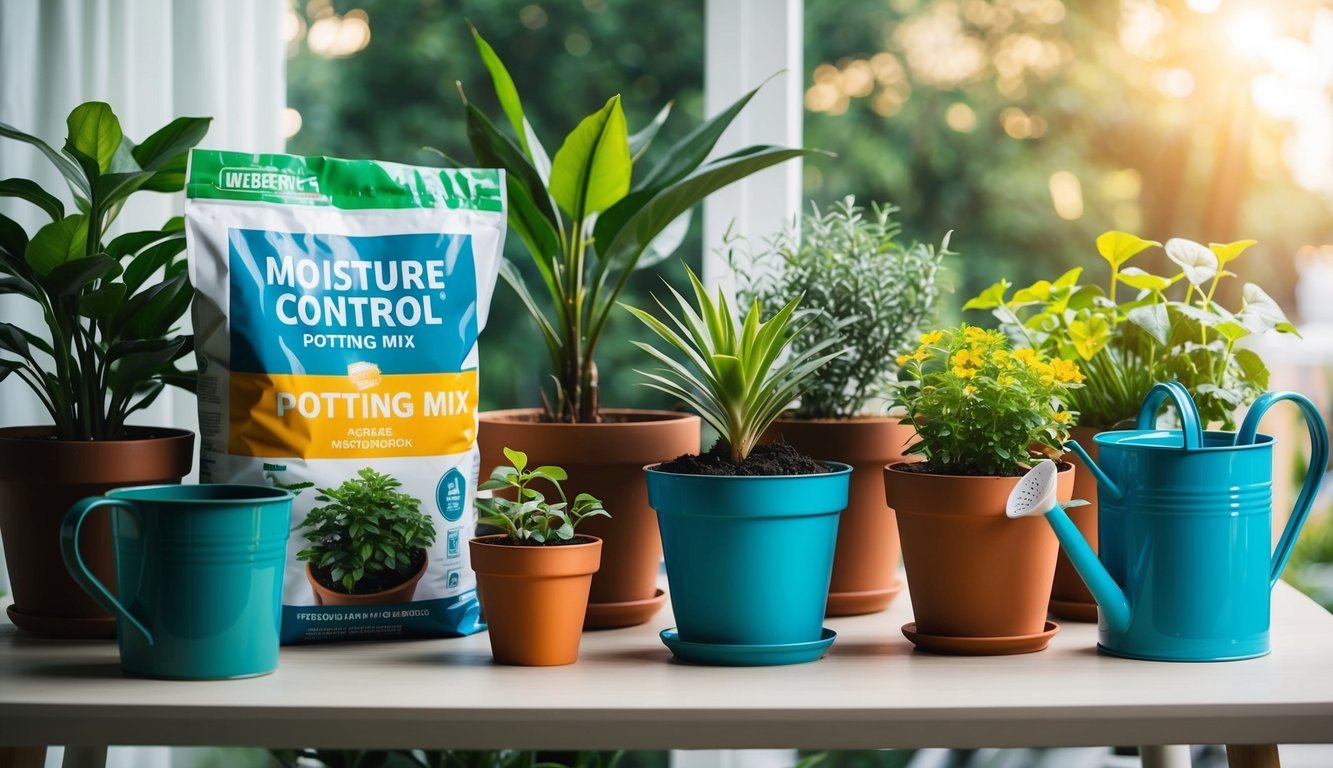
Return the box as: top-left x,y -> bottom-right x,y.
1,584 -> 1331,751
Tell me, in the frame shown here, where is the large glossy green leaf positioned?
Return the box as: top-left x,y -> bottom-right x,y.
629,102 -> 672,160
549,96 -> 631,218
132,116 -> 211,171
1126,302 -> 1170,346
40,254 -> 120,297
94,170 -> 156,210
468,23 -> 529,157
457,92 -> 558,226
595,146 -> 813,288
106,228 -> 178,261
0,120 -> 90,199
80,283 -> 127,322
0,178 -> 64,221
634,78 -> 769,192
25,214 -> 88,275
123,237 -> 187,294
65,102 -> 122,174
137,153 -> 189,193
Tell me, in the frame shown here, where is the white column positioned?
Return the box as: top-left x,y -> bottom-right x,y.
702,0 -> 804,292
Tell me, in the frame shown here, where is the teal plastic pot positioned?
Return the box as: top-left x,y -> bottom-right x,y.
645,463 -> 851,646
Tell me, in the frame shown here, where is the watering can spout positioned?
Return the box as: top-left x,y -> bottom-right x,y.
1006,461 -> 1132,634
1064,441 -> 1123,502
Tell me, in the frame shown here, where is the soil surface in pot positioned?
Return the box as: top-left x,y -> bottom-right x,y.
892,459 -> 1070,478
656,440 -> 826,476
482,535 -> 598,547
311,548 -> 426,595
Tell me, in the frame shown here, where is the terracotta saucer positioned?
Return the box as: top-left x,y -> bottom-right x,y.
1048,598 -> 1099,623
6,605 -> 116,639
826,580 -> 905,617
584,588 -> 667,630
660,627 -> 836,666
901,620 -> 1059,656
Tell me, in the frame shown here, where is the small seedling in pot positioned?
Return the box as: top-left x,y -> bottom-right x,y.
297,468 -> 436,594
477,448 -> 609,544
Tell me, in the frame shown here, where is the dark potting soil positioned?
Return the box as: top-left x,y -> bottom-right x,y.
655,439 -> 828,476
893,459 -> 1072,478
483,535 -> 599,547
312,548 -> 425,595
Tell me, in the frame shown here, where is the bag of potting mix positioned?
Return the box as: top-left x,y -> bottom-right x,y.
185,150 -> 505,642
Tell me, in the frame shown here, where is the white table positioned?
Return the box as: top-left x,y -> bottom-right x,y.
1,584 -> 1330,768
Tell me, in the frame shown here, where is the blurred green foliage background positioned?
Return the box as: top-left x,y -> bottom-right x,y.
286,0 -> 1333,413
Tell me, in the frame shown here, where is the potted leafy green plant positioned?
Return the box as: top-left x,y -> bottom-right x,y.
472,448 -> 608,666
737,197 -> 947,616
628,267 -> 850,666
0,101 -> 208,637
298,468 -> 437,606
884,325 -> 1083,655
964,231 -> 1296,620
446,25 -> 816,629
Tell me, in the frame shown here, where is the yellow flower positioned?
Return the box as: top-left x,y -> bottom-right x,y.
952,365 -> 977,379
998,373 -> 1015,386
1052,410 -> 1072,424
1013,348 -> 1039,365
896,354 -> 911,366
1051,358 -> 1086,383
964,326 -> 991,344
950,349 -> 976,368
1031,360 -> 1056,385
919,330 -> 944,345
963,385 -> 977,396
992,349 -> 1010,364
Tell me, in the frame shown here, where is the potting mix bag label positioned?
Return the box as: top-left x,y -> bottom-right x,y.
185,150 -> 505,643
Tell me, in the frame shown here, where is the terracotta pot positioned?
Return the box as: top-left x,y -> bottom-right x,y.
477,409 -> 699,629
769,417 -> 917,616
1051,426 -> 1100,621
470,534 -> 602,666
884,462 -> 1074,638
0,426 -> 194,638
306,553 -> 427,606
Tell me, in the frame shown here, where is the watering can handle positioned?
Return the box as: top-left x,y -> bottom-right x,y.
1136,382 -> 1204,450
1236,391 -> 1331,587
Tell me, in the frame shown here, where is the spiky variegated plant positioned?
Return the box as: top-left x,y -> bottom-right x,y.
623,267 -> 844,465
442,24 -> 818,423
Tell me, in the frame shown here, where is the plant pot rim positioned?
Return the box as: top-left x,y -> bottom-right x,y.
479,408 -> 700,428
469,533 -> 603,550
885,460 -> 1073,480
305,549 -> 427,598
645,460 -> 853,480
0,425 -> 195,445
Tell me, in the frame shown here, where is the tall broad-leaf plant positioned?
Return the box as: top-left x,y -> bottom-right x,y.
440,25 -> 819,423
0,101 -> 210,440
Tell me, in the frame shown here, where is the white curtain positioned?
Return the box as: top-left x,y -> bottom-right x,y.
0,2 -> 285,766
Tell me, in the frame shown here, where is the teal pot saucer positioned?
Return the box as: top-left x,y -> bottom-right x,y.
660,626 -> 836,666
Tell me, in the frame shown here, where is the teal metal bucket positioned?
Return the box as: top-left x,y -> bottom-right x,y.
62,484 -> 293,679
645,463 -> 850,648
1061,383 -> 1328,661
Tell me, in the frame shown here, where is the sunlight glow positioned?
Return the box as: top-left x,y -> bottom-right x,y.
1049,171 -> 1084,220
1229,9 -> 1275,59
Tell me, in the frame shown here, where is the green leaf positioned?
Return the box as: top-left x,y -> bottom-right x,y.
457,92 -> 558,229
1164,237 -> 1218,286
131,116 -> 211,171
40,254 -> 120,297
634,78 -> 769,192
1238,282 -> 1292,334
1234,348 -> 1269,391
1096,230 -> 1159,269
1215,320 -> 1251,343
1053,267 -> 1083,289
0,178 -> 64,221
530,465 -> 568,482
0,213 -> 29,265
0,323 -> 32,360
0,120 -> 91,199
94,170 -> 156,210
1068,315 -> 1110,360
629,102 -> 673,160
137,153 -> 190,193
635,209 -> 691,271
962,279 -> 1010,311
1011,279 -> 1052,305
502,446 -> 528,473
1126,302 -> 1170,345
123,237 -> 187,293
549,95 -> 631,217
65,102 -> 123,174
1117,267 -> 1177,293
25,214 -> 88,275
106,228 -> 178,261
467,23 -> 530,157
1209,239 -> 1256,267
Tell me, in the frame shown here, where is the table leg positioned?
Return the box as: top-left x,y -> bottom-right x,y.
0,747 -> 45,768
1226,744 -> 1281,768
1139,745 -> 1192,768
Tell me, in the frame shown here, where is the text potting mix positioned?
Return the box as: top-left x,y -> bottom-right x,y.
185,150 -> 505,642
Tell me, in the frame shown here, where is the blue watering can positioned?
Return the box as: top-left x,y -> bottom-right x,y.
1008,381 -> 1329,661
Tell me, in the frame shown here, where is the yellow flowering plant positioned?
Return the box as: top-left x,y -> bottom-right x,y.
894,325 -> 1084,476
